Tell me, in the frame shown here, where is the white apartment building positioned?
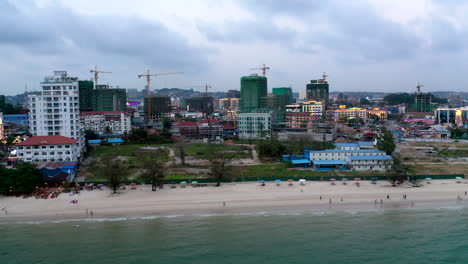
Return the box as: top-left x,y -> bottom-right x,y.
80,111 -> 131,136
309,149 -> 386,161
238,112 -> 272,139
15,136 -> 80,163
28,71 -> 83,152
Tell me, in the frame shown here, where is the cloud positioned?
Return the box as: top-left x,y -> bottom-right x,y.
0,1 -> 210,72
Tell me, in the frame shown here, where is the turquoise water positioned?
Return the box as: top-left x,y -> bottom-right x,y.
1,208 -> 468,264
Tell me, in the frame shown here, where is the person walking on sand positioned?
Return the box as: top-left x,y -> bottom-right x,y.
387,194 -> 390,199
329,198 -> 332,204
465,191 -> 467,196
341,197 -> 343,202
320,196 -> 322,200
223,201 -> 225,207
374,199 -> 377,205
380,199 -> 383,204
90,210 -> 94,217
403,194 -> 407,200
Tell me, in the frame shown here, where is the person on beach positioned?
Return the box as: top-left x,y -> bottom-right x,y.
374,199 -> 377,205
320,196 -> 322,200
329,198 -> 332,204
403,194 -> 407,200
387,194 -> 390,199
90,211 -> 94,217
223,201 -> 225,207
380,199 -> 383,204
465,191 -> 467,196
341,197 -> 343,202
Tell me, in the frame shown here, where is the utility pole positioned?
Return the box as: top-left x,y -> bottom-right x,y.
90,65 -> 111,90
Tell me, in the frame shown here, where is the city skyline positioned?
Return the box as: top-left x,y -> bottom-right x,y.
2,0 -> 468,95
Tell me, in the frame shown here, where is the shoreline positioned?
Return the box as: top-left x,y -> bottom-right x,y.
1,180 -> 467,223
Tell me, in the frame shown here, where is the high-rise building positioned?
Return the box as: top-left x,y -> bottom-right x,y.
415,93 -> 432,112
272,87 -> 294,105
240,74 -> 267,112
306,78 -> 329,104
79,82 -> 127,112
28,71 -> 83,146
185,96 -> 214,114
144,96 -> 171,121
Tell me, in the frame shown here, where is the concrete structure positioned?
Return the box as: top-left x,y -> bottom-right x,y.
435,107 -> 468,127
334,107 -> 367,121
79,82 -> 127,112
240,74 -> 267,112
15,135 -> 80,163
172,120 -> 223,140
308,149 -> 392,171
306,78 -> 329,104
185,96 -> 214,114
415,93 -> 433,112
219,98 -> 239,110
80,111 -> 131,137
238,111 -> 272,139
28,71 -> 83,150
144,96 -> 171,121
301,100 -> 325,117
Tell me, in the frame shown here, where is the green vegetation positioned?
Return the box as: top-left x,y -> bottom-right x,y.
437,148 -> 468,158
0,163 -> 43,194
377,131 -> 396,155
186,143 -> 251,159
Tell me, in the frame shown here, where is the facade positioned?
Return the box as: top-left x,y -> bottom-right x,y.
272,87 -> 294,105
435,107 -> 468,127
80,111 -> 131,136
415,93 -> 433,112
367,108 -> 388,119
309,149 -> 392,171
15,136 -> 80,163
79,82 -> 127,112
306,79 -> 329,104
238,111 -> 272,139
28,71 -> 82,148
286,112 -> 319,129
219,98 -> 239,110
240,74 -> 267,112
334,107 -> 367,121
144,96 -> 172,121
185,96 -> 214,114
172,120 -> 223,140
301,100 -> 325,117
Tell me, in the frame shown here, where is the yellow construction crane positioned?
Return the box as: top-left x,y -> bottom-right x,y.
90,65 -> 111,89
137,69 -> 183,121
249,64 -> 270,77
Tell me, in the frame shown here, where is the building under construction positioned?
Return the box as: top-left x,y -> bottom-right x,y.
240,74 -> 267,112
79,82 -> 126,112
185,96 -> 214,114
144,96 -> 171,121
306,75 -> 329,105
414,83 -> 433,112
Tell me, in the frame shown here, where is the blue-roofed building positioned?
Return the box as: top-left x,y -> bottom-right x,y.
348,155 -> 393,171
291,159 -> 310,168
335,141 -> 375,150
88,139 -> 102,146
308,148 -> 392,171
313,160 -> 348,171
107,138 -> 124,145
3,114 -> 29,127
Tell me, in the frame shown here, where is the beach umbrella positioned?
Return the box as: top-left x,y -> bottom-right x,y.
180,181 -> 187,184
370,177 -> 378,181
354,178 -> 361,181
299,179 -> 306,182
456,177 -> 463,180
330,178 -> 336,181
341,178 -> 348,181
130,183 -> 136,186
275,179 -> 282,182
425,177 -> 432,180
191,181 -> 199,184
259,180 -> 266,183
287,179 -> 294,182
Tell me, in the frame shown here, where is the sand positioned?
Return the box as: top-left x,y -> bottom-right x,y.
1,180 -> 468,223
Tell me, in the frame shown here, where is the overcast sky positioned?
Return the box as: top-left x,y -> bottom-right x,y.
1,0 -> 468,95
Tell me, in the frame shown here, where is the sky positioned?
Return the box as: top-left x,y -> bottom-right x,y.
1,0 -> 468,95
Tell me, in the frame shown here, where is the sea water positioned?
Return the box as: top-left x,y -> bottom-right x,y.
1,208 -> 467,264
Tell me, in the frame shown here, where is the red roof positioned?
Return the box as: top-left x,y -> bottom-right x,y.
198,120 -> 220,125
176,121 -> 198,127
17,136 -> 77,146
223,123 -> 236,130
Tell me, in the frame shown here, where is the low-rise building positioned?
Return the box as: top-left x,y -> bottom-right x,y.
238,111 -> 272,139
334,107 -> 367,121
80,111 -> 131,137
15,136 -> 80,163
308,149 -> 392,171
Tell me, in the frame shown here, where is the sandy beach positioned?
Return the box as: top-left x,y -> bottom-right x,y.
1,179 -> 468,223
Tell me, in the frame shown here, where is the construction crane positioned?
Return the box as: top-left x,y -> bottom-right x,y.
192,84 -> 212,96
249,64 -> 270,77
322,72 -> 328,80
90,65 -> 111,89
137,69 -> 183,121
416,82 -> 424,93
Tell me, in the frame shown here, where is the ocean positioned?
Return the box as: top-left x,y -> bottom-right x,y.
1,207 -> 467,264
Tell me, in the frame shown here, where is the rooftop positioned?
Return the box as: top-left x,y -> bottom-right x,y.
310,149 -> 384,153
313,160 -> 348,165
17,136 -> 77,146
348,155 -> 393,161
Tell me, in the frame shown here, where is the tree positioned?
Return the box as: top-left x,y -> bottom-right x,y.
175,138 -> 187,166
377,131 -> 396,155
128,128 -> 148,143
14,163 -> 43,193
84,130 -> 99,140
104,126 -> 112,136
207,147 -> 236,186
141,151 -> 166,191
102,157 -> 126,194
387,156 -> 414,185
360,98 -> 371,106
